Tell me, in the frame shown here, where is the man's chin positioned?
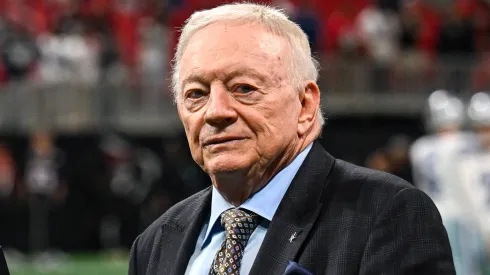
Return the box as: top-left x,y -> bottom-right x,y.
204,155 -> 250,175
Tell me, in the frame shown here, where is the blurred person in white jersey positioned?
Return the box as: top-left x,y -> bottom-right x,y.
468,92 -> 490,151
456,91 -> 490,274
409,89 -> 482,274
410,90 -> 479,207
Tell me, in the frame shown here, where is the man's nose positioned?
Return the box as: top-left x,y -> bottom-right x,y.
204,84 -> 238,127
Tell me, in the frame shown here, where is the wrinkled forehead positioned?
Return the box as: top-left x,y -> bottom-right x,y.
179,22 -> 291,85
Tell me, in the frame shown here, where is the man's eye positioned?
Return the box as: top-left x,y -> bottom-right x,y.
234,84 -> 256,94
187,89 -> 206,99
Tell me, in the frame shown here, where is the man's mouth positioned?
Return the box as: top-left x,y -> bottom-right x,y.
202,136 -> 246,146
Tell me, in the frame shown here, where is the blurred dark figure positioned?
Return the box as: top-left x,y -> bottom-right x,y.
0,144 -> 16,199
85,12 -> 120,126
90,22 -> 119,75
461,0 -> 490,52
24,131 -> 67,255
377,0 -> 400,13
101,134 -> 161,206
99,133 -> 163,250
293,0 -> 320,53
395,1 -> 430,93
365,149 -> 391,173
52,1 -> 85,36
365,135 -> 413,182
0,143 -> 19,248
437,3 -> 476,93
384,135 -> 413,182
437,5 -> 475,54
0,20 -> 40,82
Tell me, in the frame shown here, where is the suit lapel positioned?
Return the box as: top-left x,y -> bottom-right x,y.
148,187 -> 212,275
249,142 -> 335,275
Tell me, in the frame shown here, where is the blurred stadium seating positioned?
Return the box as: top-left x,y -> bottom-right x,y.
0,0 -> 489,274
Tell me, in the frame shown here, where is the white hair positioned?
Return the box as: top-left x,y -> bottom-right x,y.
171,2 -> 324,127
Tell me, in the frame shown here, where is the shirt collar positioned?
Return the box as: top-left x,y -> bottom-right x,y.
203,143 -> 313,246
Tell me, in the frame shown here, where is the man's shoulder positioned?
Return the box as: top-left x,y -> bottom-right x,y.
334,158 -> 413,191
135,187 -> 211,247
329,159 -> 423,211
325,160 -> 453,274
309,143 -> 417,203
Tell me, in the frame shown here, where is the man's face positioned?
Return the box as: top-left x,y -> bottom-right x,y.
177,22 -> 302,175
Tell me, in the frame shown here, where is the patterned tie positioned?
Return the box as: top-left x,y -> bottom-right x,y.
209,208 -> 260,275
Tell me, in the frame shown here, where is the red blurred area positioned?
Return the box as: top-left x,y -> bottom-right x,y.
0,0 -> 487,91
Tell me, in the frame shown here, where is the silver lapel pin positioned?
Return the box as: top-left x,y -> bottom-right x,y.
289,232 -> 297,243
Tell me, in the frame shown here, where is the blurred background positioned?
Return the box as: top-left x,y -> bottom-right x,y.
0,0 -> 488,274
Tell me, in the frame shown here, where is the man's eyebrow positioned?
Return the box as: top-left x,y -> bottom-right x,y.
181,74 -> 210,88
181,68 -> 268,87
223,68 -> 268,84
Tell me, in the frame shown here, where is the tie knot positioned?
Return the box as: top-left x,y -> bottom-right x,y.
220,208 -> 259,243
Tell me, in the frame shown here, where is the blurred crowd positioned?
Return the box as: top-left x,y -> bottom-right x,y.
0,0 -> 170,87
0,0 -> 488,92
322,0 -> 490,92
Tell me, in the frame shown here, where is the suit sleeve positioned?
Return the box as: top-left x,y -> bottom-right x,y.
359,188 -> 456,275
128,235 -> 141,275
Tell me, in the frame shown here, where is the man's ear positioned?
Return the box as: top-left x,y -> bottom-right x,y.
297,81 -> 320,136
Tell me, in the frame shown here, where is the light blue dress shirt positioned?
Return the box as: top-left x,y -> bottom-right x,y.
185,144 -> 312,275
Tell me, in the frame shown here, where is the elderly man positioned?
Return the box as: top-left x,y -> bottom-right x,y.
129,3 -> 455,275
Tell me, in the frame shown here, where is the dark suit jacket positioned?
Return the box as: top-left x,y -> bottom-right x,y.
128,142 -> 455,275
